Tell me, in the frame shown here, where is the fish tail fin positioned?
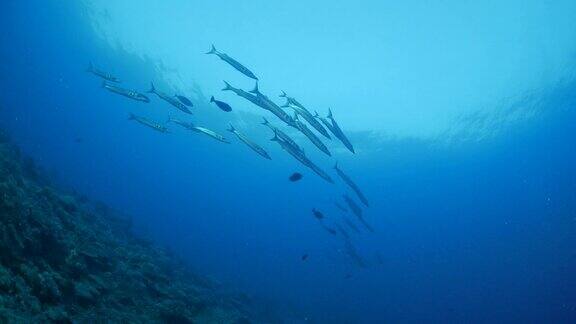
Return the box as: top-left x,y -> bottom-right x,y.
210,96 -> 215,103
249,82 -> 260,94
261,117 -> 269,126
206,44 -> 217,55
327,108 -> 333,119
334,162 -> 339,170
147,82 -> 156,94
101,81 -> 107,88
270,130 -> 279,142
313,111 -> 320,118
128,113 -> 136,120
222,81 -> 233,91
279,90 -> 287,98
227,124 -> 235,133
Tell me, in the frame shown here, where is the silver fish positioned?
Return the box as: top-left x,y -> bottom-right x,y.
280,91 -> 331,139
128,113 -> 168,133
294,114 -> 331,156
335,163 -> 369,207
148,83 -> 192,114
228,124 -> 271,160
207,45 -> 258,80
261,117 -> 302,154
168,116 -> 229,143
271,132 -> 333,184
223,81 -> 294,127
326,109 -> 354,154
87,62 -> 119,82
103,82 -> 149,102
249,83 -> 296,128
314,111 -> 338,137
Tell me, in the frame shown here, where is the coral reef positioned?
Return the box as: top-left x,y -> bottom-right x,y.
0,130 -> 258,323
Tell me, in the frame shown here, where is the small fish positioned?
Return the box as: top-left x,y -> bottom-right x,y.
102,82 -> 149,103
326,227 -> 337,235
175,95 -> 193,107
289,172 -> 303,182
312,208 -> 324,220
301,254 -> 309,261
128,113 -> 168,133
87,62 -> 120,82
210,96 -> 232,112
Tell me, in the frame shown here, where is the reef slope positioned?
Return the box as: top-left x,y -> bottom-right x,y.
0,131 -> 256,323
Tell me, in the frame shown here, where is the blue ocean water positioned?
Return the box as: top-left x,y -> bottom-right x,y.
1,1 -> 576,322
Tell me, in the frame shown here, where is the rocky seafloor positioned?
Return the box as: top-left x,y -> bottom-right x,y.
0,130 -> 267,323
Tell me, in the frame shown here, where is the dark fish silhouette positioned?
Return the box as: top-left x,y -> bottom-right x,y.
301,254 -> 309,261
207,45 -> 258,80
210,96 -> 232,112
175,95 -> 193,107
343,194 -> 374,233
336,224 -> 350,240
289,172 -> 303,182
312,208 -> 324,220
344,217 -> 361,234
324,226 -> 337,235
334,201 -> 348,213
335,163 -> 369,207
344,239 -> 367,268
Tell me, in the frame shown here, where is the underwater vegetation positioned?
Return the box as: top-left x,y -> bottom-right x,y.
0,129 -> 267,323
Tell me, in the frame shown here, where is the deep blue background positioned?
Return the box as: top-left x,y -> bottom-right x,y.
1,1 -> 575,322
